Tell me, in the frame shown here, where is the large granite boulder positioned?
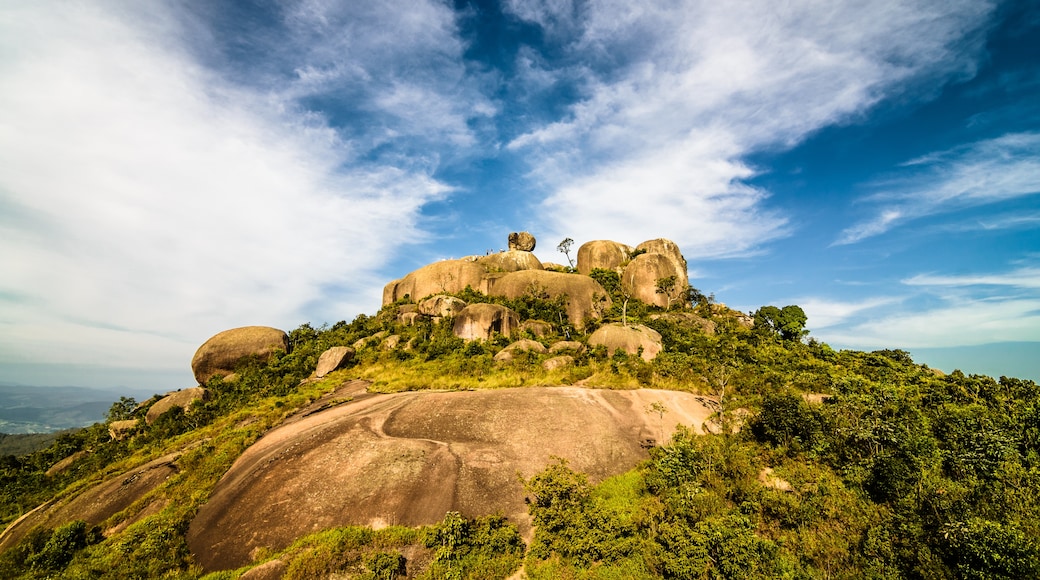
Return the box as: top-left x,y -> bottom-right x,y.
478,250 -> 544,273
576,240 -> 634,275
635,238 -> 688,275
146,387 -> 211,425
587,323 -> 663,362
191,326 -> 289,384
315,346 -> 355,378
383,260 -> 487,305
487,270 -> 611,330
452,304 -> 521,341
493,339 -> 548,361
417,295 -> 468,318
621,253 -> 686,308
508,231 -> 536,251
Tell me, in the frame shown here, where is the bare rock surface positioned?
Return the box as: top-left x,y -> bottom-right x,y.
542,355 -> 574,371
520,320 -> 552,337
453,304 -> 521,341
487,270 -> 610,330
146,387 -> 211,425
383,260 -> 487,305
0,452 -> 181,552
478,250 -> 544,273
621,253 -> 686,308
588,323 -> 664,362
576,240 -> 633,275
186,385 -> 716,571
191,326 -> 289,384
507,231 -> 536,251
417,295 -> 468,318
315,346 -> 355,378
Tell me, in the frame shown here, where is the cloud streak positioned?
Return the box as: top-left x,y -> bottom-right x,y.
504,0 -> 996,255
837,131 -> 1040,244
0,2 -> 464,382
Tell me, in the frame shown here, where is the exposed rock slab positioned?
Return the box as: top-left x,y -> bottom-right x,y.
186,386 -> 716,571
383,260 -> 486,305
576,240 -> 633,275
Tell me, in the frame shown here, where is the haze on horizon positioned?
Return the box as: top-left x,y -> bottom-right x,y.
1,0 -> 1038,391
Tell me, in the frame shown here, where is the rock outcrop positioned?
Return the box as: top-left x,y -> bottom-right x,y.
588,323 -> 664,362
621,253 -> 686,308
383,259 -> 487,303
146,387 -> 211,425
452,304 -> 521,341
507,231 -> 536,251
186,385 -> 718,571
478,250 -> 544,273
417,295 -> 468,318
487,270 -> 611,330
191,326 -> 290,384
576,240 -> 633,275
315,346 -> 355,378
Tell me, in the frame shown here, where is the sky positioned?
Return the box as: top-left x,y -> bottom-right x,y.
1,0 -> 1038,391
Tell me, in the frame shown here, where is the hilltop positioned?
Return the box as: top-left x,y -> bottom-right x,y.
1,234 -> 1038,579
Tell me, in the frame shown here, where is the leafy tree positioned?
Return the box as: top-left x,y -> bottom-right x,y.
754,305 -> 808,342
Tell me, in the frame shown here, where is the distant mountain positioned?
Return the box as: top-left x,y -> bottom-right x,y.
0,384 -> 158,434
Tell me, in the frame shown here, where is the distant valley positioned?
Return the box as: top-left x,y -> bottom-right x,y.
0,383 -> 156,434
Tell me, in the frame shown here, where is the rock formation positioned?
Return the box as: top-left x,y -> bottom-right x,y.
146,387 -> 210,425
587,323 -> 664,362
576,240 -> 634,275
621,253 -> 686,308
487,270 -> 611,330
452,304 -> 521,341
417,295 -> 468,318
315,346 -> 355,378
383,259 -> 487,303
507,231 -> 536,251
478,250 -> 544,273
191,326 -> 290,384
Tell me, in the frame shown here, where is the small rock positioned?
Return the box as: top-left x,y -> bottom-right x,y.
543,355 -> 574,371
315,346 -> 355,378
507,231 -> 536,252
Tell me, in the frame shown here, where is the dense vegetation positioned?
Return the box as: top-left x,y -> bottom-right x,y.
1,278 -> 1037,578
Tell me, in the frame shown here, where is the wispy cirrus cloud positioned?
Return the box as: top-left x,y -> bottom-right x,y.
0,1 -> 474,385
503,0 -> 996,255
837,131 -> 1040,244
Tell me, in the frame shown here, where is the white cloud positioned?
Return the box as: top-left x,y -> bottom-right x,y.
837,132 -> 1040,244
0,2 -> 458,382
796,296 -> 902,329
505,0 -> 996,257
904,267 -> 1040,289
820,298 -> 1040,349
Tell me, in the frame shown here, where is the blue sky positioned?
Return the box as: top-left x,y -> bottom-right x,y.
1,0 -> 1038,391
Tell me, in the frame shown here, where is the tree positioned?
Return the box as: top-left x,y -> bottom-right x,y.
557,238 -> 575,268
754,305 -> 808,342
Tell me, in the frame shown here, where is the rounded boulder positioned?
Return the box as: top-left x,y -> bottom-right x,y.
191,326 -> 289,385
478,250 -> 544,273
576,240 -> 633,275
621,253 -> 687,308
315,346 -> 356,378
383,260 -> 487,305
487,270 -> 610,330
146,387 -> 211,425
507,231 -> 537,251
453,304 -> 521,341
587,323 -> 663,362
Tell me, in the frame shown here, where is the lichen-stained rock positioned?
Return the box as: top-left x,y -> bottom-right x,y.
487,270 -> 611,330
588,323 -> 663,362
452,304 -> 521,341
191,326 -> 289,385
621,252 -> 686,308
576,240 -> 634,275
315,346 -> 355,378
383,259 -> 487,305
417,295 -> 468,318
507,231 -> 536,251
478,250 -> 544,273
146,387 -> 211,425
